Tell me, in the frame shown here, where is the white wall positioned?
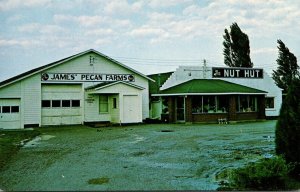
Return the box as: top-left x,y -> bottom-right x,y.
0,74 -> 41,128
0,51 -> 151,128
85,83 -> 143,123
22,74 -> 41,125
45,53 -> 150,120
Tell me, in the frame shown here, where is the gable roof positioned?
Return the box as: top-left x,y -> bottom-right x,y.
0,49 -> 154,89
153,79 -> 267,96
147,71 -> 174,94
85,81 -> 145,91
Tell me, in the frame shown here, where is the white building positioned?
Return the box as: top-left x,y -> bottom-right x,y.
0,49 -> 153,129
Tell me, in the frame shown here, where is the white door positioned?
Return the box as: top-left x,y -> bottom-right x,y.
0,99 -> 21,129
123,95 -> 141,123
41,84 -> 82,126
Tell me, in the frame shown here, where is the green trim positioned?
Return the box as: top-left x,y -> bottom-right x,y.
158,79 -> 267,95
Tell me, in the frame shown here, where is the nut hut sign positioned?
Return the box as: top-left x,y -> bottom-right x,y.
41,73 -> 135,82
212,67 -> 263,78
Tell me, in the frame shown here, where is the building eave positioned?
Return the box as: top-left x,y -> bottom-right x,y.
152,92 -> 267,97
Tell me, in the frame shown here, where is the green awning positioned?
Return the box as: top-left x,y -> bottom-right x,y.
153,79 -> 267,96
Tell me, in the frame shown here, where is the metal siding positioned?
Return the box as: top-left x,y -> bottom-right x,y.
0,82 -> 21,98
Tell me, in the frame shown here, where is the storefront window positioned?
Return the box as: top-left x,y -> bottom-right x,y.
217,96 -> 228,113
192,96 -> 203,113
237,95 -> 257,112
192,96 -> 228,114
203,95 -> 216,113
265,97 -> 274,109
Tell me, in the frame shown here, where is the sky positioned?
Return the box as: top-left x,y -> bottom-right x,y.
0,0 -> 300,81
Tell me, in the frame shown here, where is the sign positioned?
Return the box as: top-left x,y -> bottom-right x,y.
212,67 -> 263,78
41,73 -> 135,82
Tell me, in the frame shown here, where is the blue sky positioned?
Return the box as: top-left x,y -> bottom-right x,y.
0,0 -> 299,81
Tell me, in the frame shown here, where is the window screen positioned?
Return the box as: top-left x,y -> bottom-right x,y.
42,100 -> 51,107
52,100 -> 61,107
11,106 -> 19,113
62,100 -> 71,107
2,106 -> 10,113
265,97 -> 275,109
71,100 -> 80,107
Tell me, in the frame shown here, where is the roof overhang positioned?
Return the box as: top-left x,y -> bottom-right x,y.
87,81 -> 145,94
152,92 -> 267,97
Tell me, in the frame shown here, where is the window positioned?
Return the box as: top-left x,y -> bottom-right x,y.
62,100 -> 71,107
192,96 -> 203,113
2,106 -> 10,113
11,106 -> 19,113
265,97 -> 275,109
113,98 -> 117,109
52,100 -> 61,107
99,95 -> 108,113
217,96 -> 228,113
237,95 -> 257,112
192,96 -> 228,114
42,100 -> 51,107
71,100 -> 80,107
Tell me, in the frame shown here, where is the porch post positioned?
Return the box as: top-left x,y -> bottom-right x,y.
168,97 -> 175,123
228,95 -> 237,121
185,96 -> 192,122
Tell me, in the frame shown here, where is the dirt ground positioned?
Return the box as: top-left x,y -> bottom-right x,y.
0,121 -> 276,190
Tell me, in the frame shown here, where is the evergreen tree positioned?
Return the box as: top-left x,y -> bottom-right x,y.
275,78 -> 300,177
272,39 -> 299,93
223,22 -> 253,68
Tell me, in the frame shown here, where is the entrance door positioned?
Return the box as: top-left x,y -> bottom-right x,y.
176,97 -> 185,122
123,95 -> 141,123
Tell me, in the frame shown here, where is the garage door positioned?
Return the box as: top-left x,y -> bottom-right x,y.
123,95 -> 141,123
0,99 -> 21,129
41,84 -> 83,126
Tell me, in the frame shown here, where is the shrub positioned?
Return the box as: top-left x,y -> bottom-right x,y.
229,156 -> 291,190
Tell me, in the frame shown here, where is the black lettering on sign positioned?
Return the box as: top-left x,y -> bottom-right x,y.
41,73 -> 135,82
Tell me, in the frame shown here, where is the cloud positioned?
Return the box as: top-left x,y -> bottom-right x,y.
53,15 -> 107,27
130,26 -> 168,37
103,0 -> 143,15
252,47 -> 277,55
85,29 -> 115,36
6,14 -> 23,23
0,0 -> 51,11
0,39 -> 40,47
18,23 -> 66,34
53,14 -> 131,28
147,0 -> 192,8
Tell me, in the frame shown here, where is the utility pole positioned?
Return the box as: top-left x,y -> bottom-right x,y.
203,59 -> 207,79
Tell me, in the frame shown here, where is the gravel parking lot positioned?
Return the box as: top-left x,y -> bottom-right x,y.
0,121 -> 276,190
